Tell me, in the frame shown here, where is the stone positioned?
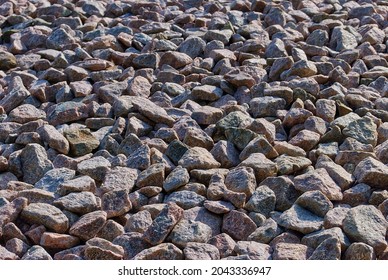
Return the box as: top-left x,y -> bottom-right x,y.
159,51 -> 193,69
21,245 -> 52,260
101,189 -> 132,218
239,153 -> 277,183
143,203 -> 184,245
245,186 -> 276,217
261,176 -> 299,211
178,147 -> 220,171
0,51 -> 17,71
127,76 -> 151,97
168,219 -> 212,248
40,232 -> 80,250
184,242 -> 220,260
125,211 -> 153,234
64,128 -> 100,157
225,166 -> 256,198
77,156 -> 111,182
203,200 -> 235,214
131,97 -> 174,126
0,245 -> 19,260
222,210 -> 257,241
353,157 -> 388,189
97,220 -> 124,242
207,233 -> 235,258
21,203 -> 69,233
84,237 -> 124,260
5,238 -> 30,258
136,163 -> 165,188
34,168 -> 75,193
308,238 -> 341,260
301,227 -> 350,252
53,192 -> 99,215
113,233 -> 150,260
164,191 -> 206,210
295,191 -> 333,217
178,37 -> 206,58
278,205 -> 324,234
37,125 -> 69,154
272,243 -> 312,260
133,243 -> 183,260
249,97 -> 286,118
324,206 -> 351,229
345,242 -> 375,260
163,166 -> 189,192
58,176 -> 96,196
47,102 -> 89,126
294,168 -> 343,201
20,144 -> 53,185
342,184 -> 372,207
192,85 -> 223,101
343,117 -> 378,146
342,205 -> 388,253
234,241 -> 271,260
69,211 -> 107,241
274,155 -> 312,175
248,218 -> 282,244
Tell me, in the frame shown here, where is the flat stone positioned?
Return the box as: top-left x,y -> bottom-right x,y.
178,147 -> 220,171
164,191 -> 206,210
54,192 -> 99,215
100,167 -> 139,194
184,242 -> 220,260
295,190 -> 333,217
168,219 -> 212,248
84,237 -> 124,260
234,241 -> 271,260
21,203 -> 69,233
40,232 -> 80,250
343,116 -> 378,146
133,243 -> 183,260
192,85 -> 223,101
34,167 -> 75,193
272,243 -> 312,260
278,204 -> 323,234
131,97 -> 175,126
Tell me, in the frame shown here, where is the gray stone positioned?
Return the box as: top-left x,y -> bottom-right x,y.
168,219 -> 212,248
184,242 -> 220,260
278,204 -> 323,234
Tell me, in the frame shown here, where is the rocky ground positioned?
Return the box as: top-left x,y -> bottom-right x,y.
0,0 -> 387,260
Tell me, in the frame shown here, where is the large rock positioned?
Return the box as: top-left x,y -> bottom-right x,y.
342,205 -> 388,253
20,144 -> 53,185
353,157 -> 388,189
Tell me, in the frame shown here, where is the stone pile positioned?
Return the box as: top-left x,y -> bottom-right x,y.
0,0 -> 388,260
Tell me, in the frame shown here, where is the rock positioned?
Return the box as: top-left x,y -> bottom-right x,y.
178,37 -> 206,58
113,233 -> 150,260
239,153 -> 277,183
272,243 -> 312,260
308,237 -> 341,260
192,85 -> 223,101
324,206 -> 351,229
0,245 -> 19,260
69,211 -> 107,241
21,203 -> 69,233
40,232 -> 80,250
0,51 -> 17,71
345,242 -> 375,260
248,218 -> 282,244
143,202 -> 184,245
234,241 -> 271,260
85,237 -> 124,260
203,200 -> 235,214
64,128 -> 100,157
136,163 -> 165,188
330,27 -> 358,51
301,227 -> 350,251
163,166 -> 189,192
54,192 -> 99,215
100,167 -> 139,194
77,156 -> 111,182
34,168 -> 75,193
20,144 -> 53,185
207,233 -> 236,258
294,168 -> 343,201
245,186 -> 276,217
132,97 -> 175,126
125,210 -> 153,234
178,147 -> 220,171
343,117 -> 378,146
274,155 -> 312,175
222,210 -> 257,241
342,205 -> 388,253
37,125 -> 69,154
133,243 -> 183,260
21,245 -> 52,260
295,191 -> 333,217
47,102 -> 89,126
278,204 -> 324,234
191,106 -> 223,126
225,166 -> 256,197
353,157 -> 388,189
168,219 -> 212,248
184,242 -> 220,260
159,51 -> 193,69
97,220 -> 124,242
249,97 -> 286,118
164,191 -> 206,210
240,136 -> 278,160
101,189 -> 132,218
